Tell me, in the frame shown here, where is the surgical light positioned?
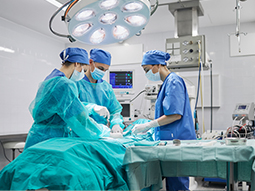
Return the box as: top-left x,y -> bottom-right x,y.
75,9 -> 95,21
123,2 -> 143,12
72,23 -> 92,37
113,25 -> 129,40
49,0 -> 158,45
125,15 -> 146,26
100,0 -> 118,9
90,28 -> 106,44
0,46 -> 15,53
100,13 -> 117,24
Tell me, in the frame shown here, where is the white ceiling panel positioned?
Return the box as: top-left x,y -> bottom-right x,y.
0,0 -> 254,43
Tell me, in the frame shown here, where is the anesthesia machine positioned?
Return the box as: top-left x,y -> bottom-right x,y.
108,69 -> 135,122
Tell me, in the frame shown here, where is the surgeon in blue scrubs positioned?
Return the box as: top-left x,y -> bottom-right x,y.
133,50 -> 196,191
25,47 -> 111,149
76,49 -> 124,135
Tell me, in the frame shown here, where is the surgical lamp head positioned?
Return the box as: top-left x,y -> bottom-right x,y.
49,0 -> 157,45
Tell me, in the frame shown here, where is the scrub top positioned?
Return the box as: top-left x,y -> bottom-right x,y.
154,72 -> 196,141
76,75 -> 124,129
24,69 -> 109,149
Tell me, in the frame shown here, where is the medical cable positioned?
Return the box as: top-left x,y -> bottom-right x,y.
239,116 -> 245,125
210,60 -> 213,133
193,53 -> 202,136
17,148 -> 23,153
194,64 -> 201,110
231,117 -> 238,137
49,0 -> 76,42
239,123 -> 246,131
198,40 -> 205,133
64,0 -> 78,18
0,141 -> 11,162
130,89 -> 146,102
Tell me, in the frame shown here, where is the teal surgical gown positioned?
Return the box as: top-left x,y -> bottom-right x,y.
76,75 -> 124,129
24,69 -> 110,149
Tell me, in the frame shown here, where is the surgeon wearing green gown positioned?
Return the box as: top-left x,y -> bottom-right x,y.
76,49 -> 124,135
24,47 -> 111,149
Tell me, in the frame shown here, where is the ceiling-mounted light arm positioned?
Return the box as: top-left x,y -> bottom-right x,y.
150,0 -> 159,16
63,0 -> 79,21
49,0 -> 76,42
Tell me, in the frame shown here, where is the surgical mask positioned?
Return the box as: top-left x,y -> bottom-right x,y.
145,69 -> 161,81
91,65 -> 105,80
70,68 -> 84,81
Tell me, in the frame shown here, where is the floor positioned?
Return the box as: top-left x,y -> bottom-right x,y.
160,177 -> 250,191
194,177 -> 227,191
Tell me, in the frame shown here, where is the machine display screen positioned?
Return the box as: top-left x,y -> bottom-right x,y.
121,103 -> 130,117
238,105 -> 247,110
109,71 -> 133,89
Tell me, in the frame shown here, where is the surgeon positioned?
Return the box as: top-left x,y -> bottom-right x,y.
24,47 -> 111,149
76,48 -> 124,135
132,50 -> 196,191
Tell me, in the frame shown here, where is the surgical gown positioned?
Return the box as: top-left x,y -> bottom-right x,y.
154,72 -> 196,141
76,75 -> 124,129
154,72 -> 196,191
24,69 -> 110,149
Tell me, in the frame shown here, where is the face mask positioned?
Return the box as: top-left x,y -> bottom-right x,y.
145,69 -> 161,81
91,65 -> 105,80
70,68 -> 84,81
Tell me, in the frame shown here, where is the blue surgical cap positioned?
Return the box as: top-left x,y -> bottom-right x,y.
141,50 -> 170,66
60,47 -> 89,65
90,48 -> 111,66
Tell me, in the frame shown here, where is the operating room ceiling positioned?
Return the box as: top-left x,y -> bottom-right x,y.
0,0 -> 254,43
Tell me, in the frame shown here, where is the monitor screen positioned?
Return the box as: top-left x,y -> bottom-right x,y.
121,103 -> 130,117
238,105 -> 247,110
109,71 -> 133,89
120,102 -> 134,122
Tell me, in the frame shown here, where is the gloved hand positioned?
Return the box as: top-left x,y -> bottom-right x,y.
111,124 -> 123,134
132,120 -> 159,134
93,105 -> 110,119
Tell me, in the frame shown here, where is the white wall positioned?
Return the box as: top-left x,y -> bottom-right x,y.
0,17 -> 65,135
198,22 -> 255,134
0,17 -> 65,169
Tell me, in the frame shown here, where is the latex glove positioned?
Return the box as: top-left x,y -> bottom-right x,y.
111,124 -> 123,134
132,120 -> 159,134
93,105 -> 110,119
